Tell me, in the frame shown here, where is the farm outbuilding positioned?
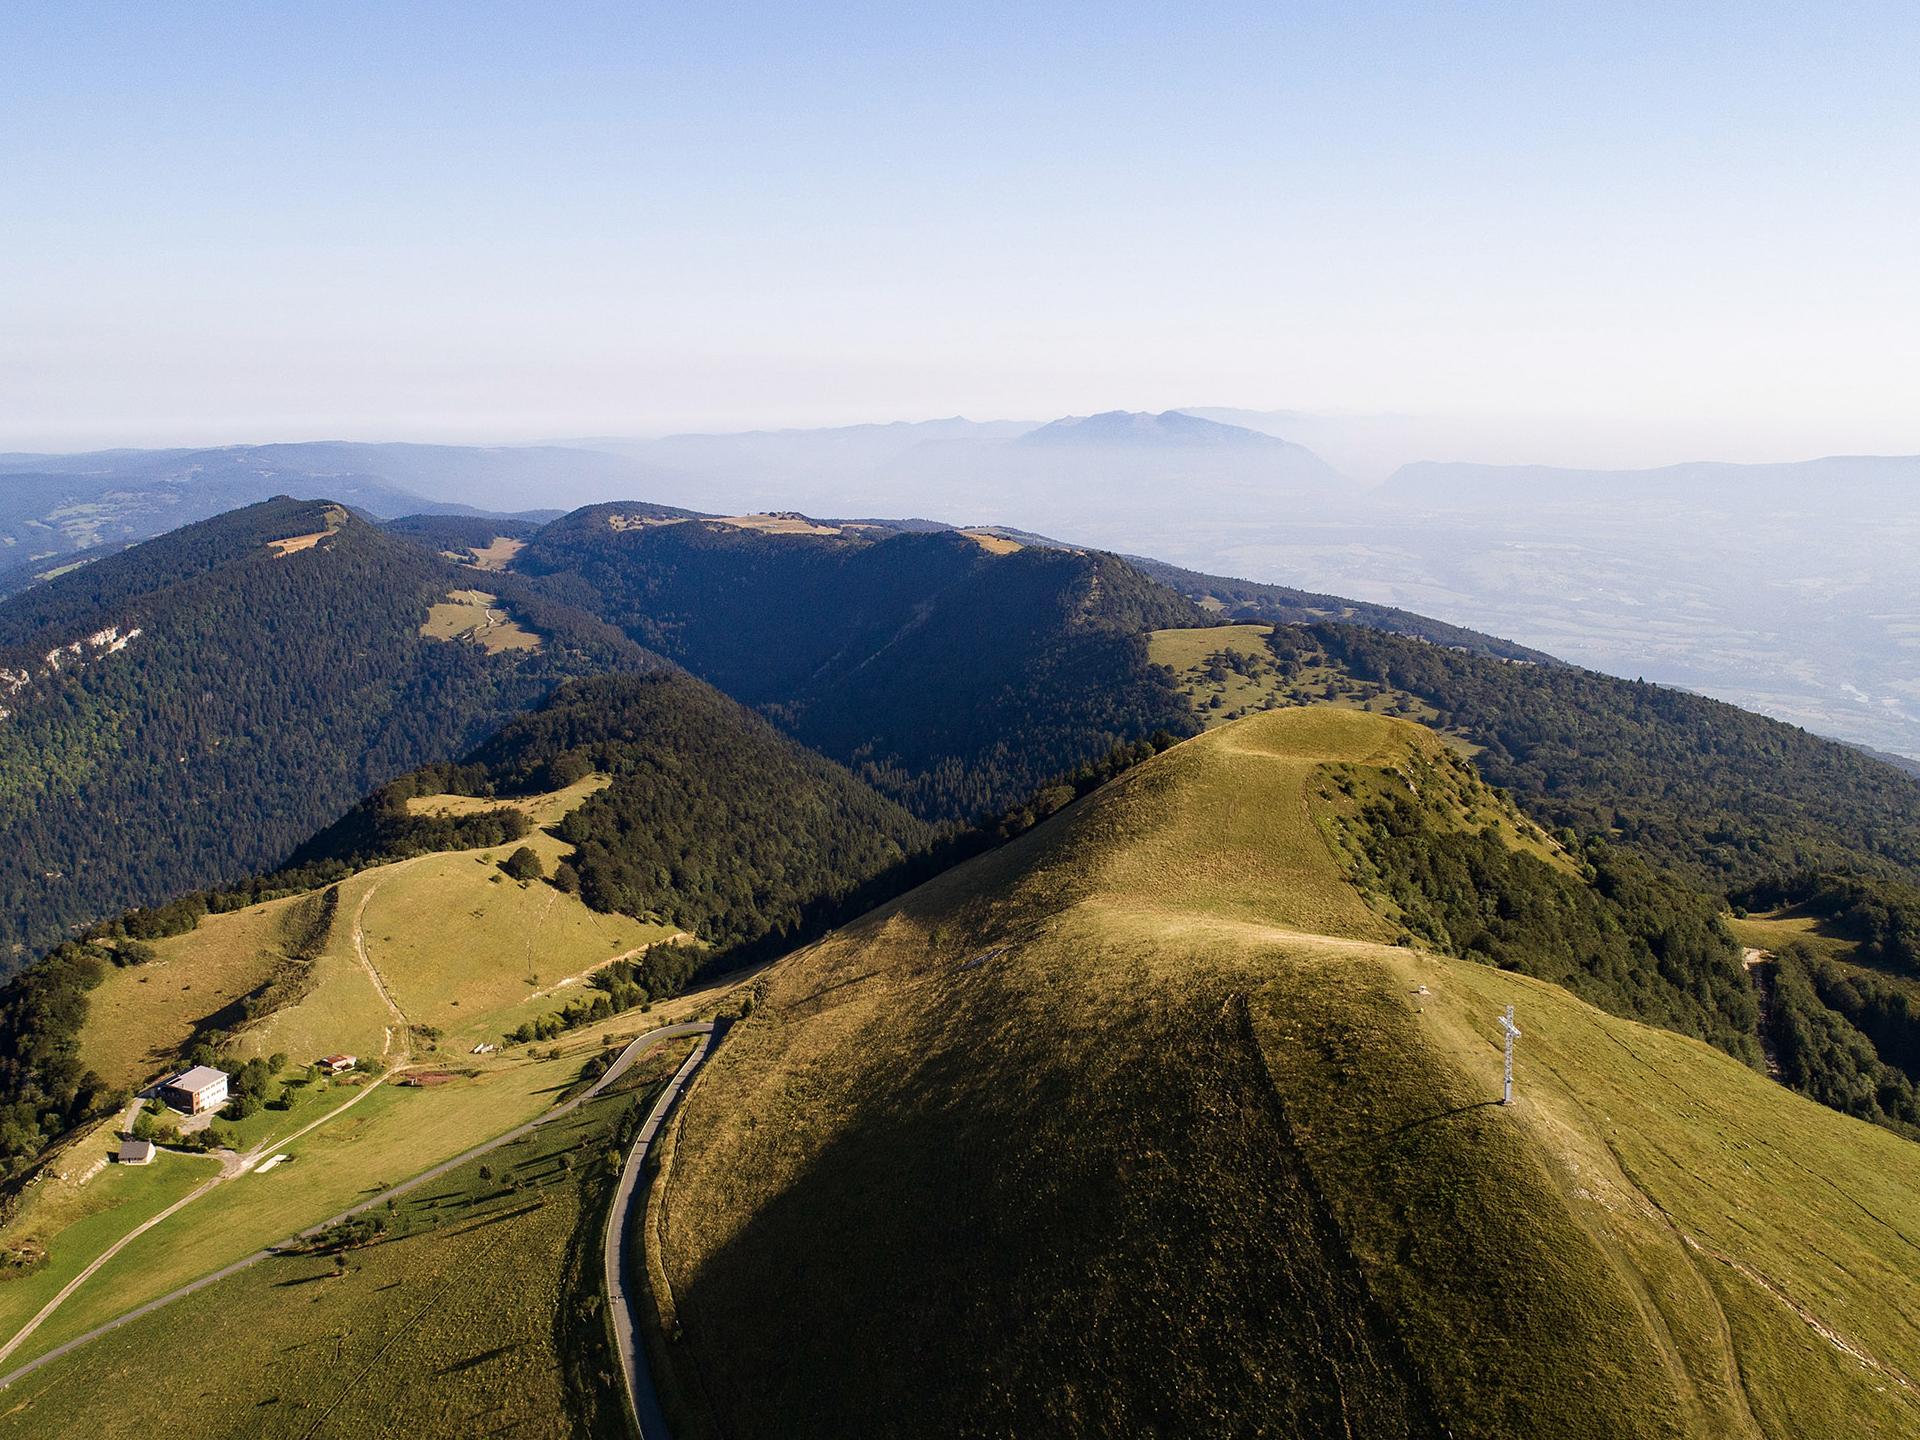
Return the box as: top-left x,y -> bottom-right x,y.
318,1054 -> 358,1075
160,1065 -> 229,1115
118,1138 -> 154,1165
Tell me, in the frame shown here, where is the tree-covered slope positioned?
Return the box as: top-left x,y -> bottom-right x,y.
649,710 -> 1920,1439
299,671 -> 931,953
1304,622 -> 1920,888
0,497 -> 644,962
1131,553 -> 1554,662
516,509 -> 1205,817
0,664 -> 926,1179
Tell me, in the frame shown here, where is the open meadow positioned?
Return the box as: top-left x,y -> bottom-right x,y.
0,1046 -> 690,1438
1,769 -> 735,1390
419,588 -> 542,653
3,995 -> 719,1375
78,773 -> 681,1083
646,708 -> 1920,1439
1149,623 -> 1456,736
78,893 -> 313,1093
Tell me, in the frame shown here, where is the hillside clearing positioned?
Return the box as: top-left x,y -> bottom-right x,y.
711,514 -> 842,536
77,892 -> 314,1093
265,531 -> 328,556
456,534 -> 525,571
1150,622 -> 1465,742
958,529 -> 1023,554
402,770 -> 611,828
419,588 -> 542,653
79,772 -> 666,1085
264,506 -> 347,557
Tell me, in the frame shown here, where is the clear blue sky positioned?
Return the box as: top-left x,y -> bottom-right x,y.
4,1 -> 1917,452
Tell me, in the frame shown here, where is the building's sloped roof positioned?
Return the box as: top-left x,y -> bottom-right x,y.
167,1065 -> 229,1091
119,1139 -> 154,1161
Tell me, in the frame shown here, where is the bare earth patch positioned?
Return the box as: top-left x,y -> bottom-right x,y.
265,531 -> 328,557
960,529 -> 1023,554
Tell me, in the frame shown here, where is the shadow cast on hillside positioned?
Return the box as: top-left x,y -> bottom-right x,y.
663,975 -> 1443,1440
1328,1101 -> 1501,1157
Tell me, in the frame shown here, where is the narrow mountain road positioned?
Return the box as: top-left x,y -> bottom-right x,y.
0,1020 -> 712,1393
605,1025 -> 717,1440
352,879 -> 413,1064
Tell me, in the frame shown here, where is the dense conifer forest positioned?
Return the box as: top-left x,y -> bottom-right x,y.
0,498 -> 647,961
355,671 -> 931,950
1306,623 -> 1920,889
517,513 -> 1205,818
1339,786 -> 1759,1060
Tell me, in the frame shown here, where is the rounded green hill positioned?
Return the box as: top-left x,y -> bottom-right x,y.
645,709 -> 1920,1440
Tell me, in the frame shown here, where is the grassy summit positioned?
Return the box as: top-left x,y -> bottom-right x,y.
648,708 -> 1920,1439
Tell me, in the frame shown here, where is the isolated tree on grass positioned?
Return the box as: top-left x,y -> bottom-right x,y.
502,846 -> 542,882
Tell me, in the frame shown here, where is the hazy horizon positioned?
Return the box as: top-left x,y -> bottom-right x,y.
12,407 -> 1920,486
8,3 -> 1920,460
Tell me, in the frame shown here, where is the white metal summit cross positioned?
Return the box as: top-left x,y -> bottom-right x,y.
1498,1004 -> 1522,1105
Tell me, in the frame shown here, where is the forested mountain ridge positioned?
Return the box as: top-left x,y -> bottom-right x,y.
20,491 -> 1920,1148
0,497 -> 649,962
1129,554 -> 1553,663
516,508 -> 1206,817
1303,622 -> 1920,889
295,670 -> 930,952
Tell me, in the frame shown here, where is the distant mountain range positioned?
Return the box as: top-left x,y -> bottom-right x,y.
0,442 -> 619,592
1017,408 -> 1309,450
9,425 -> 1920,762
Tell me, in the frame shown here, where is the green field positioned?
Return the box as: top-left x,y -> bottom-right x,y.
0,1147 -> 214,1344
1147,621 -> 1289,724
5,771 -> 715,1387
344,845 -> 678,1052
77,773 -> 678,1083
0,1046 -> 689,1438
78,893 -> 311,1092
648,708 -> 1920,1438
1726,908 -> 1858,962
3,1003 -> 713,1374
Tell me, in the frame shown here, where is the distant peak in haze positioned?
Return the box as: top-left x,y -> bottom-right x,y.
656,416 -> 1037,444
1016,409 -> 1301,450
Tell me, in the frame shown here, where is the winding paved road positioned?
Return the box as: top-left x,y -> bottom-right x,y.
605,1024 -> 717,1440
0,1020 -> 713,1394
